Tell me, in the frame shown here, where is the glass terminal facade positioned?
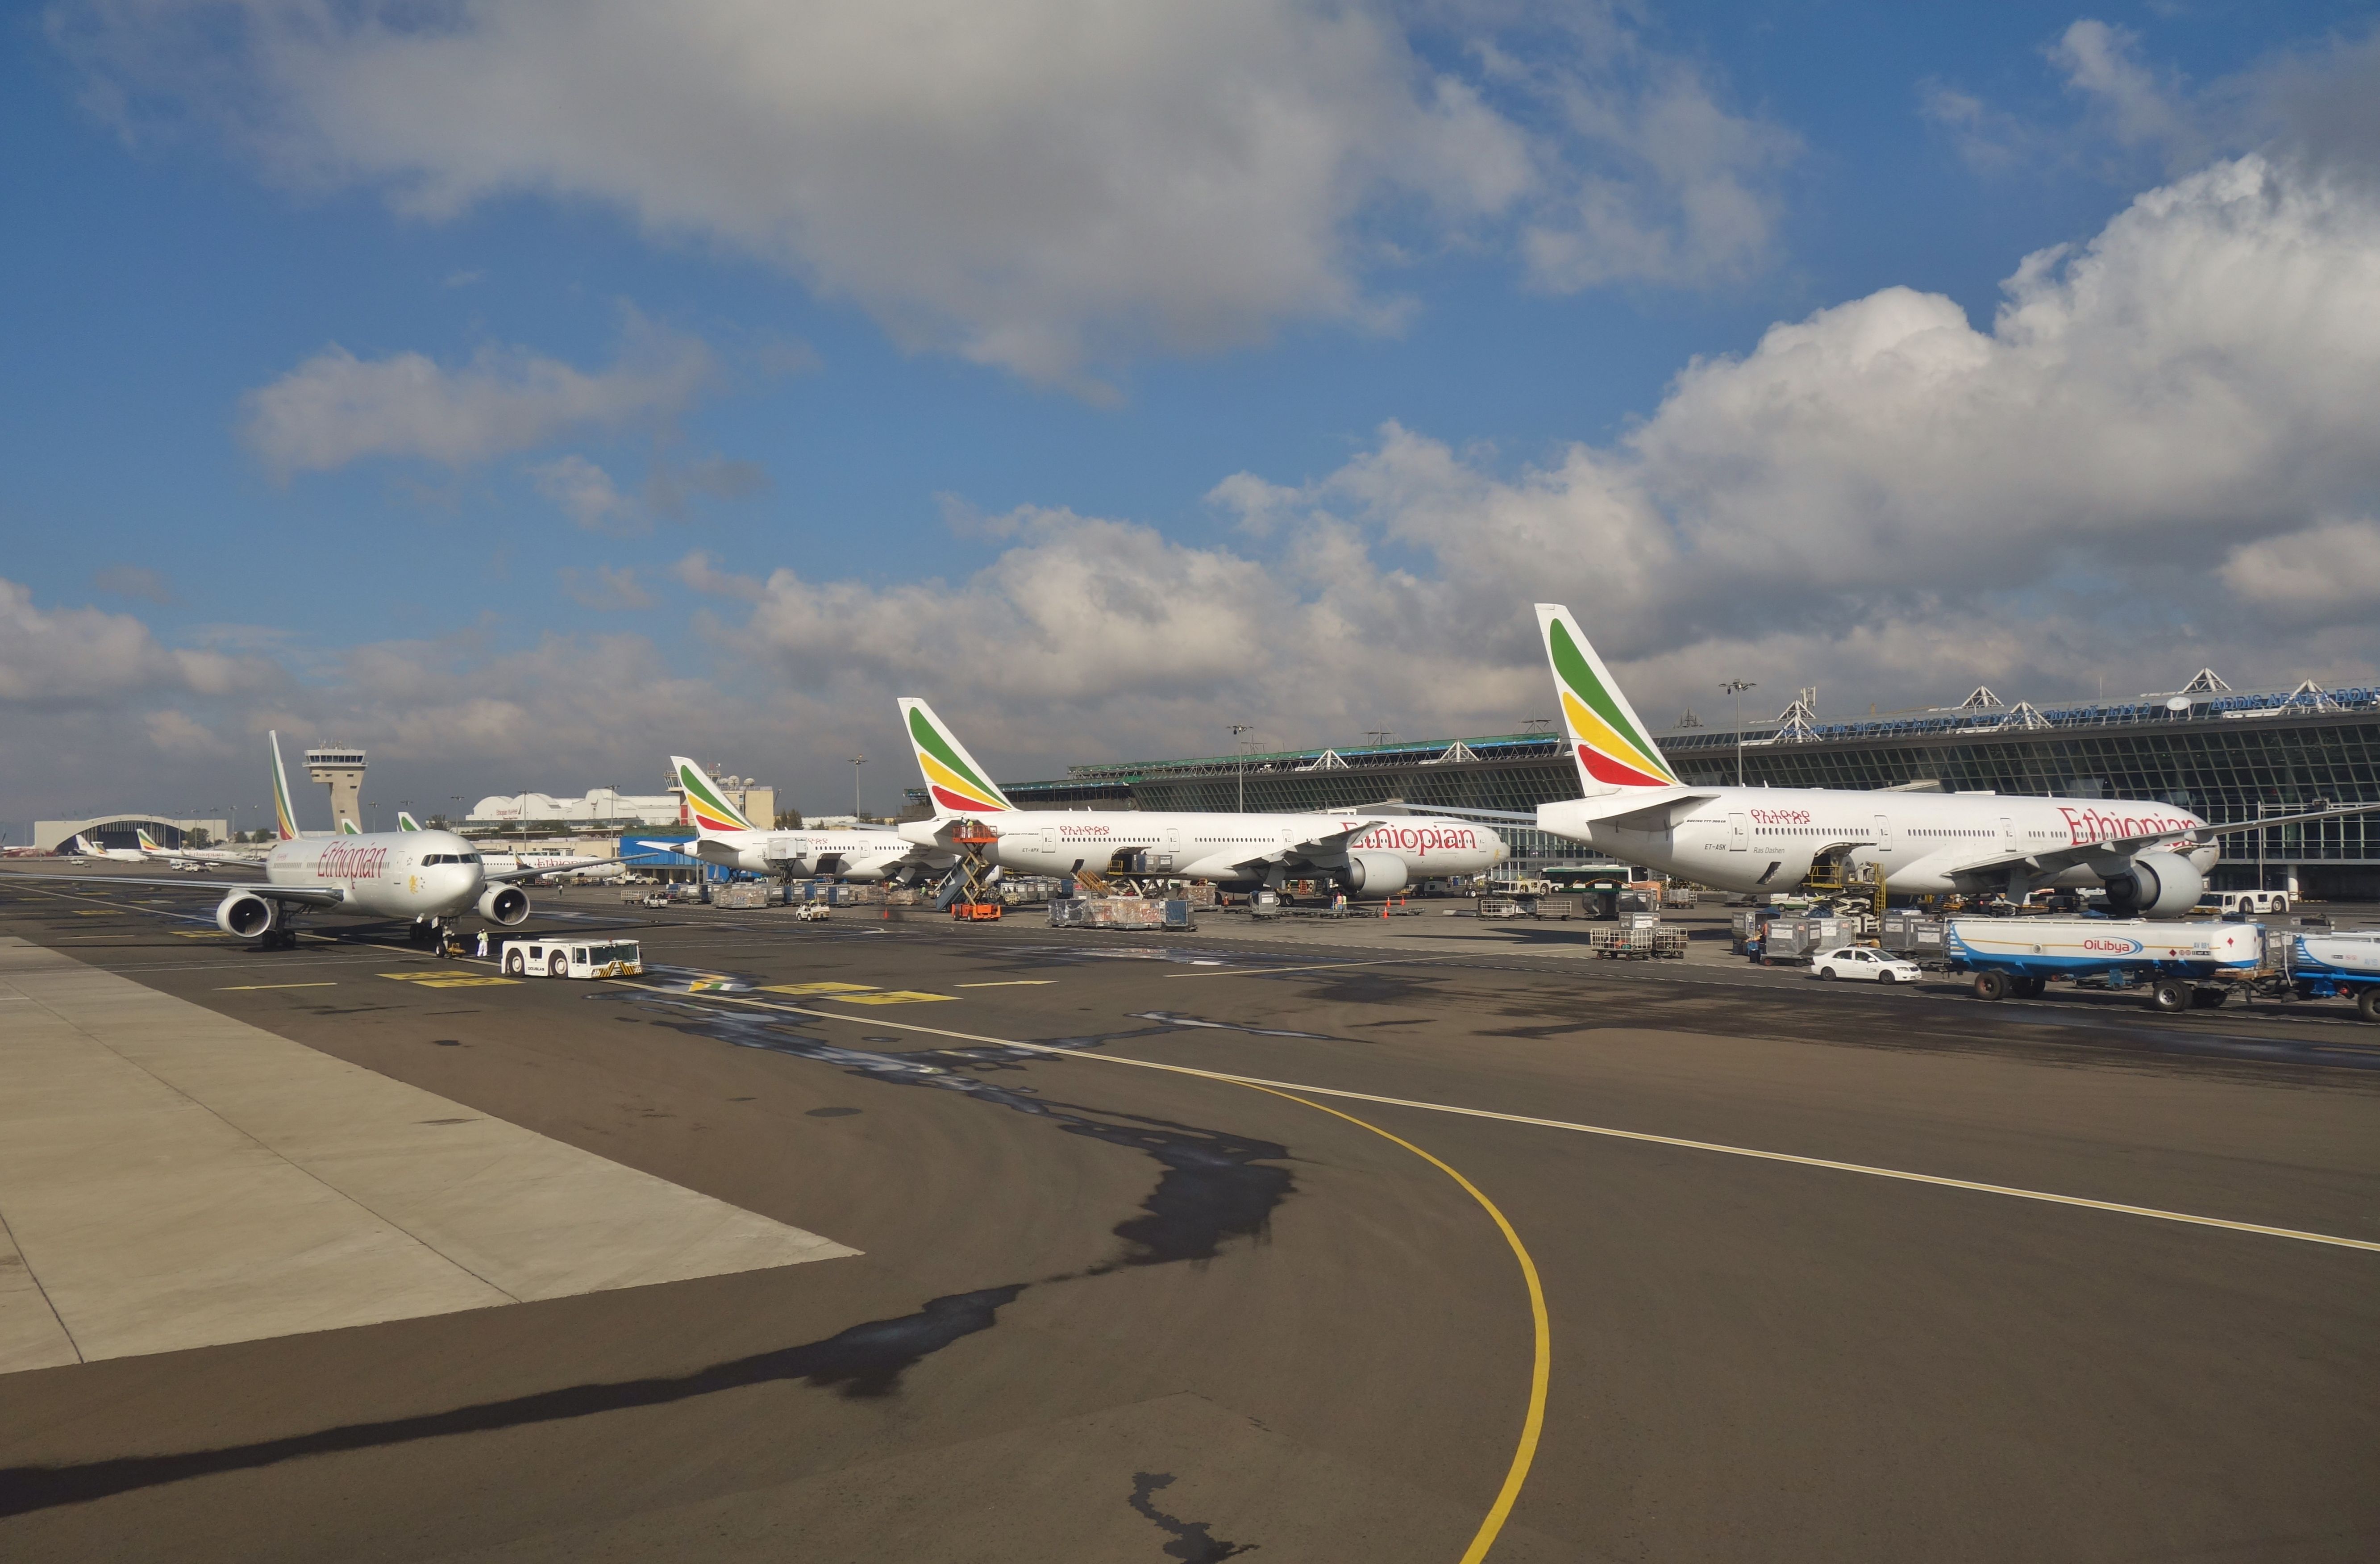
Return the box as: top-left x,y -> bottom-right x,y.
921,681 -> 2380,898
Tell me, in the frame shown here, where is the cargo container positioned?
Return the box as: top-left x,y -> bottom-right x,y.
1049,897 -> 1196,930
1945,918 -> 2263,1011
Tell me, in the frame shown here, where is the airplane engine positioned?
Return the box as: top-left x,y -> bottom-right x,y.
215,890 -> 275,938
477,885 -> 531,926
2101,851 -> 2205,919
1341,851 -> 1409,898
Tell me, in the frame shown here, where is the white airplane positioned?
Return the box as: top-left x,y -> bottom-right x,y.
895,699 -> 1506,894
12,732 -> 600,948
400,810 -> 619,880
137,827 -> 264,866
651,756 -> 951,883
1521,603 -> 2380,916
67,832 -> 146,863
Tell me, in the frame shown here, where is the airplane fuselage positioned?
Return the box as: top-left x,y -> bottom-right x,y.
914,811 -> 1505,887
264,829 -> 496,919
690,828 -> 945,883
1540,789 -> 2214,894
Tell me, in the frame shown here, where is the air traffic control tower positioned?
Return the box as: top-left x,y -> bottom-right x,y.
306,744 -> 366,833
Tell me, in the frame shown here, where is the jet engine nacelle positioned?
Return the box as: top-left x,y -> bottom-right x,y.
215,890 -> 276,938
1341,851 -> 1409,898
477,885 -> 531,926
2101,851 -> 2205,919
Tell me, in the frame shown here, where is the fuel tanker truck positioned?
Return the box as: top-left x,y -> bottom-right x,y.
1946,918 -> 2266,1014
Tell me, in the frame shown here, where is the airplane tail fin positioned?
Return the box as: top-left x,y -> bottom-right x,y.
671,756 -> 757,836
269,731 -> 302,840
337,817 -> 361,835
71,833 -> 96,855
898,699 -> 1013,814
1534,604 -> 1680,797
397,811 -> 421,831
136,828 -> 162,853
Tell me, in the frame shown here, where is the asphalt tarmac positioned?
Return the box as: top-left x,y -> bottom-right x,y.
3,870 -> 2376,1562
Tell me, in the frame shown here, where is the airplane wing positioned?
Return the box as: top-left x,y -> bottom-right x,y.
481,856 -> 633,884
1539,788 -> 1723,833
1282,820 -> 1387,861
1,872 -> 349,907
1390,803 -> 1537,824
1934,800 -> 2380,884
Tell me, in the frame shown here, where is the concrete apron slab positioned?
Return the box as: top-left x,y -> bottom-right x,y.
0,938 -> 857,1370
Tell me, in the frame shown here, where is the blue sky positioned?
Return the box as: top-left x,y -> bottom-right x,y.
5,1 -> 2380,834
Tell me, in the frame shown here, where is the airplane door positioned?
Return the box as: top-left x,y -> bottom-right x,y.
1874,812 -> 1891,852
1160,825 -> 1180,869
2001,816 -> 2015,847
1040,825 -> 1058,858
1728,812 -> 1749,852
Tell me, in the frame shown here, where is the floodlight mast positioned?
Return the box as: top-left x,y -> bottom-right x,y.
1720,679 -> 1758,787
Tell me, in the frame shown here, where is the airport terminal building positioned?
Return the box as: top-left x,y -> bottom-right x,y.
965,675 -> 2380,899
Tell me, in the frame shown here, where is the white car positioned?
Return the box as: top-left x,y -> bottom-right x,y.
1812,946 -> 1921,985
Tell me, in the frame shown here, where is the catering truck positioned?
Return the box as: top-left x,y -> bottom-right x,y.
1946,918 -> 2264,1013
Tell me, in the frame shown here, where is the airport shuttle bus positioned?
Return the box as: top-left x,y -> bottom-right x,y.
895,700 -> 1506,895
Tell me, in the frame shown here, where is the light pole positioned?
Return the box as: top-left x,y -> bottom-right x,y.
849,755 -> 865,821
1720,679 -> 1758,786
1228,724 -> 1254,813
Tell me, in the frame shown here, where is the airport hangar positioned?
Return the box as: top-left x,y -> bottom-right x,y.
928,672 -> 2380,900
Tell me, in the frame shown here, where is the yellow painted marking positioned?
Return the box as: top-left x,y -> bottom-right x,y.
75,910 -> 119,917
217,982 -> 337,991
759,982 -> 878,996
382,971 -> 518,989
644,987 -> 2380,1255
954,980 -> 1057,988
1227,1083 -> 1548,1563
624,980 -> 1549,1554
828,989 -> 957,1005
174,930 -> 235,938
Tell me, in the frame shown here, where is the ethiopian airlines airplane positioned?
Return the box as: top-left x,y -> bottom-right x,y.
1526,603 -> 2379,915
895,699 -> 1505,894
655,756 -> 951,883
20,732 -> 585,947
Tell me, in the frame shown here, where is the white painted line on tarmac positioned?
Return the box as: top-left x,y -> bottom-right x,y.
216,982 -> 338,991
1164,958 -> 1438,979
642,985 -> 2380,1256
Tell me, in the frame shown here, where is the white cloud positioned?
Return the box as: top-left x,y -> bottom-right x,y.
699,152 -> 2380,754
61,0 -> 1790,385
13,150 -> 2380,820
1935,17 -> 2380,183
144,707 -> 231,756
530,455 -> 639,532
2220,519 -> 2380,620
240,319 -> 714,478
0,578 -> 275,711
1521,52 -> 1799,290
670,551 -> 765,602
557,564 -> 654,611
91,562 -> 177,605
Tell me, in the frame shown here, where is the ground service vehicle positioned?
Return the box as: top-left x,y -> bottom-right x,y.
503,938 -> 644,978
2199,889 -> 2293,915
1812,947 -> 1922,984
2285,931 -> 2380,1021
1946,918 -> 2263,1012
